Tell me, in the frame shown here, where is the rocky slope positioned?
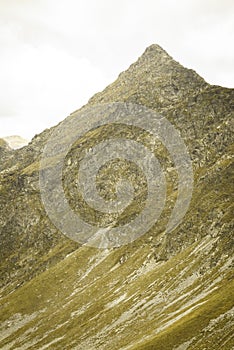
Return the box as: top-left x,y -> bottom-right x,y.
0,44 -> 233,349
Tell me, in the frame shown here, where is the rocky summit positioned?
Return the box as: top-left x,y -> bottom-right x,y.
0,44 -> 233,349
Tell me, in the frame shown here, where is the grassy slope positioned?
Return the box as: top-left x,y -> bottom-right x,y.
0,157 -> 233,349
0,237 -> 233,349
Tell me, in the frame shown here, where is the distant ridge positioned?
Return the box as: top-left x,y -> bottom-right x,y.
3,135 -> 29,149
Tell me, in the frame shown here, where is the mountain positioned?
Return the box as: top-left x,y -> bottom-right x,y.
0,44 -> 233,350
2,136 -> 29,150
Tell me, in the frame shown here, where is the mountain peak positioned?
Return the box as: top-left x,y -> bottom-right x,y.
89,44 -> 207,108
2,135 -> 29,149
141,43 -> 173,60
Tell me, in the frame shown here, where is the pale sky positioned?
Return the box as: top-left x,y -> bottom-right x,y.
0,0 -> 233,140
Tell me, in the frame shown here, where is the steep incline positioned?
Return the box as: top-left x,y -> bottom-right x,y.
0,45 -> 233,349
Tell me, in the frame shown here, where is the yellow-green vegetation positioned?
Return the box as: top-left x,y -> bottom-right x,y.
0,236 -> 233,349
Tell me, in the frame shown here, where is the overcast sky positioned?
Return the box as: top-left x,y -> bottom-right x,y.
0,0 -> 233,140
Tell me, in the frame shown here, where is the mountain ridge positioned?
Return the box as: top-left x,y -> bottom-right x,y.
2,136 -> 29,150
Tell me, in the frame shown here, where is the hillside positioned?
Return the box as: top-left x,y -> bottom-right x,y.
0,44 -> 233,349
